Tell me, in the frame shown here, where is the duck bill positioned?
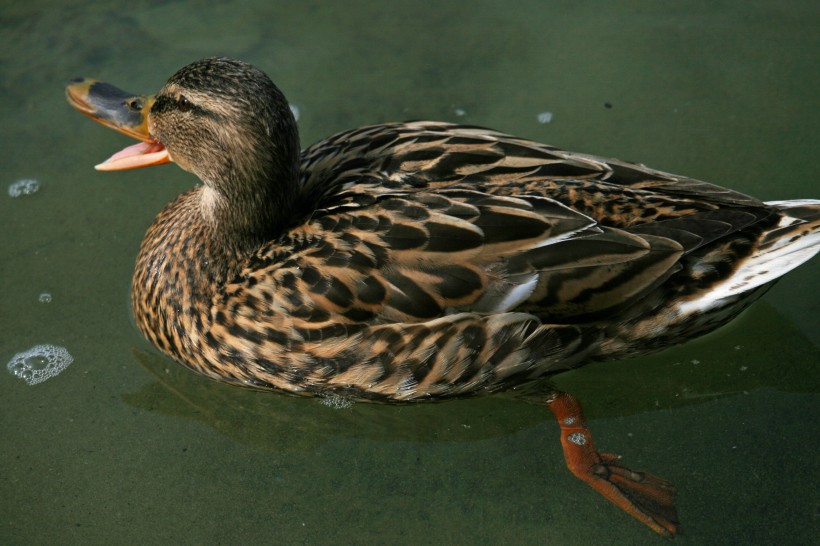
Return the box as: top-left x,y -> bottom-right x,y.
65,78 -> 171,170
93,140 -> 170,171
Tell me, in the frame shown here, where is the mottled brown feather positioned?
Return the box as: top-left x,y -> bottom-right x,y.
68,59 -> 816,402
67,57 -> 820,540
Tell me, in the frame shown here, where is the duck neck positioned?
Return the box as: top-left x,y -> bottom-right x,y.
197,132 -> 301,255
198,174 -> 292,255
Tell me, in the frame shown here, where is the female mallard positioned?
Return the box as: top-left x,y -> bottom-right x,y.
66,57 -> 820,537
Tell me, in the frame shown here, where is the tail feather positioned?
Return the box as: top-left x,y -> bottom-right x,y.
751,200 -> 820,282
676,199 -> 820,315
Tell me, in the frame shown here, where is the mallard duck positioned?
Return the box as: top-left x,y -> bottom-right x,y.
66,57 -> 820,537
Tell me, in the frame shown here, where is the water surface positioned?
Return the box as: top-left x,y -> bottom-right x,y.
1,1 -> 818,544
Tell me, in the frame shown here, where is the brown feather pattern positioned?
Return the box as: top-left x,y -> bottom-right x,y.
59,59 -> 809,403
67,57 -> 820,538
128,114 -> 819,401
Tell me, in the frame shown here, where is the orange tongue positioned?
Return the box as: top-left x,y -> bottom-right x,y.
95,141 -> 170,171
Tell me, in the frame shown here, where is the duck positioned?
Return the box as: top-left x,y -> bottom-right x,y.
66,57 -> 820,538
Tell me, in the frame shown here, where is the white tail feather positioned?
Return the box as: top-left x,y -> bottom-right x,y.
676,199 -> 820,316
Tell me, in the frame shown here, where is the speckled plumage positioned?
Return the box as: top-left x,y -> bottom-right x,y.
129,112 -> 818,401
67,57 -> 820,537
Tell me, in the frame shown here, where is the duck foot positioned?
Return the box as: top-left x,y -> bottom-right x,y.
546,391 -> 680,538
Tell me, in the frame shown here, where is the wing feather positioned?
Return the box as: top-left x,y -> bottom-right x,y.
204,121 -> 789,398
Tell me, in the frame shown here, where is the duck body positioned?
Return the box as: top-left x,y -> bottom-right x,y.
133,118 -> 816,400
66,58 -> 820,537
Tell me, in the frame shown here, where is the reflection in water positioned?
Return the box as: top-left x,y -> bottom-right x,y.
124,301 -> 816,455
125,348 -> 547,454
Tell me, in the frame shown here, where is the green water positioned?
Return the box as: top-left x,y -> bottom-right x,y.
1,1 -> 818,544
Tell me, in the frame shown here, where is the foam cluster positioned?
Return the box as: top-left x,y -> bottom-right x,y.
7,344 -> 74,385
7,179 -> 40,197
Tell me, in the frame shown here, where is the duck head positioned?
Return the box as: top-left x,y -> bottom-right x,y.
68,57 -> 302,245
149,58 -> 300,195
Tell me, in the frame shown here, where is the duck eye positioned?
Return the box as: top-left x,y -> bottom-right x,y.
177,95 -> 191,111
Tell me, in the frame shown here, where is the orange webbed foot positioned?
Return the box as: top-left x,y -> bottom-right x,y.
547,392 -> 681,538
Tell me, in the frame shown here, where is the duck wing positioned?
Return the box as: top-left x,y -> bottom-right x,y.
245,186 -> 694,328
205,122 -> 806,399
281,122 -> 774,326
298,121 -> 763,213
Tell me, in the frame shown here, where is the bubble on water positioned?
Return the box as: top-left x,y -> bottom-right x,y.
6,344 -> 73,385
290,104 -> 300,122
38,293 -> 52,303
453,107 -> 466,117
8,178 -> 40,197
319,393 -> 353,410
536,111 -> 553,124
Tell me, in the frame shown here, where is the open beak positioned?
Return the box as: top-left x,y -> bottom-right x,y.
65,78 -> 171,171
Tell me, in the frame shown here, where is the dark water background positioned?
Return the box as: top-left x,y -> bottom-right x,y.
1,1 -> 818,544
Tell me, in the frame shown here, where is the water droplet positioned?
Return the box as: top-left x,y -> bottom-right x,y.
6,345 -> 73,385
8,178 -> 40,197
536,111 -> 553,124
567,432 -> 586,446
38,293 -> 52,303
453,107 -> 466,117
